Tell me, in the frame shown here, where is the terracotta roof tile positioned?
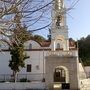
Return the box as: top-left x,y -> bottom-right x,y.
40,41 -> 51,47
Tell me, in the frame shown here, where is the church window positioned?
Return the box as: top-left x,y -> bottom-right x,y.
57,43 -> 60,49
29,43 -> 32,49
27,64 -> 31,72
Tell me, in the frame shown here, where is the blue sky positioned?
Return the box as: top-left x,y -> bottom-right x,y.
67,0 -> 90,40
0,0 -> 90,40
32,0 -> 90,40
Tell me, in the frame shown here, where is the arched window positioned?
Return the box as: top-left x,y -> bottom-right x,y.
29,43 -> 32,49
57,43 -> 60,49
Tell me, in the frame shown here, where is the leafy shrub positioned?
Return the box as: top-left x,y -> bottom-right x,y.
20,78 -> 27,82
20,78 -> 31,82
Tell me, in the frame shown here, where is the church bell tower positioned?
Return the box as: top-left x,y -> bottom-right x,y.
45,1 -> 80,90
51,0 -> 69,51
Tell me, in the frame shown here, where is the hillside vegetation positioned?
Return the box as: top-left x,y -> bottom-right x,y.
78,35 -> 90,66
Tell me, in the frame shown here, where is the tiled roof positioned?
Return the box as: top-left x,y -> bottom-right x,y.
40,41 -> 51,47
69,40 -> 76,48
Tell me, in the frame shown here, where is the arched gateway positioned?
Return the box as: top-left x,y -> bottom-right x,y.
45,55 -> 80,90
54,66 -> 69,83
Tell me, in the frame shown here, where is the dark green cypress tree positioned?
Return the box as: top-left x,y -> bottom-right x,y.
8,7 -> 30,82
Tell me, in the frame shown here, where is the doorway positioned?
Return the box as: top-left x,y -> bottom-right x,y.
54,67 -> 66,83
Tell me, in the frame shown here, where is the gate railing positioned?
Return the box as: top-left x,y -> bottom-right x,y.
0,73 -> 44,82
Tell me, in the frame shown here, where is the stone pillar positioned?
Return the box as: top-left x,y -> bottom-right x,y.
66,39 -> 69,50
69,58 -> 80,90
45,58 -> 54,89
51,39 -> 56,51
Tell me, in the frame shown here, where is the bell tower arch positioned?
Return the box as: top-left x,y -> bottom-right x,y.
51,0 -> 69,51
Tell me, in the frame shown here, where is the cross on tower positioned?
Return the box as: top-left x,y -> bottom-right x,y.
55,0 -> 64,10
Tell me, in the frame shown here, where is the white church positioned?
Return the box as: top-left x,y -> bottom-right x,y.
0,0 -> 90,90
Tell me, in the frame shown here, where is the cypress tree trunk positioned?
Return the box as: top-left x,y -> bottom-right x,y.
13,71 -> 17,82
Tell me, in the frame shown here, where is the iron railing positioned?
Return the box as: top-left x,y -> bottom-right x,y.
0,73 -> 45,82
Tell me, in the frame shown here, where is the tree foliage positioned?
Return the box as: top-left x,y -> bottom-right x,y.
0,5 -> 31,81
78,35 -> 90,66
0,0 -> 52,33
9,43 -> 26,72
9,25 -> 30,76
33,35 -> 46,43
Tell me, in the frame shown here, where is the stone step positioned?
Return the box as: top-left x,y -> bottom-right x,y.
80,78 -> 90,90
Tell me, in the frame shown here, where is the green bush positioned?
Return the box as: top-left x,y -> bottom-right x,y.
20,78 -> 27,82
20,78 -> 31,82
0,81 -> 5,83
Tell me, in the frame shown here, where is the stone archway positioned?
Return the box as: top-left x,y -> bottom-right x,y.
45,55 -> 80,90
54,66 -> 69,83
